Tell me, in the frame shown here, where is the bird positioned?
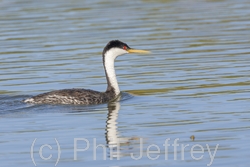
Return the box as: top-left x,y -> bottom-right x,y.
24,40 -> 150,105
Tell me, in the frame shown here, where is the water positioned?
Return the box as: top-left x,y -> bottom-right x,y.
0,0 -> 250,166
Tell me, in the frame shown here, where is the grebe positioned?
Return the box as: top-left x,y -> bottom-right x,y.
24,40 -> 150,105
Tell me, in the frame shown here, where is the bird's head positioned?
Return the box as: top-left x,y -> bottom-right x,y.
103,40 -> 150,61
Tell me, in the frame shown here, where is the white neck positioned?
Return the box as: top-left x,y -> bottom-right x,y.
104,48 -> 128,96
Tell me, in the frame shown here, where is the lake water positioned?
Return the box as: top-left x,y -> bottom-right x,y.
0,0 -> 250,166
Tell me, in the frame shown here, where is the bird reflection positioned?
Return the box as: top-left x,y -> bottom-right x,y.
105,101 -> 140,158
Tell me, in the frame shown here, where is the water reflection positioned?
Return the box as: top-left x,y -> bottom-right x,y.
106,101 -> 140,158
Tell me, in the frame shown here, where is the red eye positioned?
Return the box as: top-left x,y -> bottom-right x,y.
123,46 -> 127,50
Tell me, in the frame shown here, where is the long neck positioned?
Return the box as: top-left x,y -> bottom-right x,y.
103,53 -> 120,96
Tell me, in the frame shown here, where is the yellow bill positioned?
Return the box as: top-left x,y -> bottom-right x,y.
127,49 -> 151,54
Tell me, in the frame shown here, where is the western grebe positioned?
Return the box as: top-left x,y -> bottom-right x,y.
24,40 -> 150,105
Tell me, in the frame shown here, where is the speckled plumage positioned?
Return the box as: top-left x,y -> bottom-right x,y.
25,88 -> 117,105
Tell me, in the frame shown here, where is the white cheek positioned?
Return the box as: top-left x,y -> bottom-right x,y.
105,48 -> 128,61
